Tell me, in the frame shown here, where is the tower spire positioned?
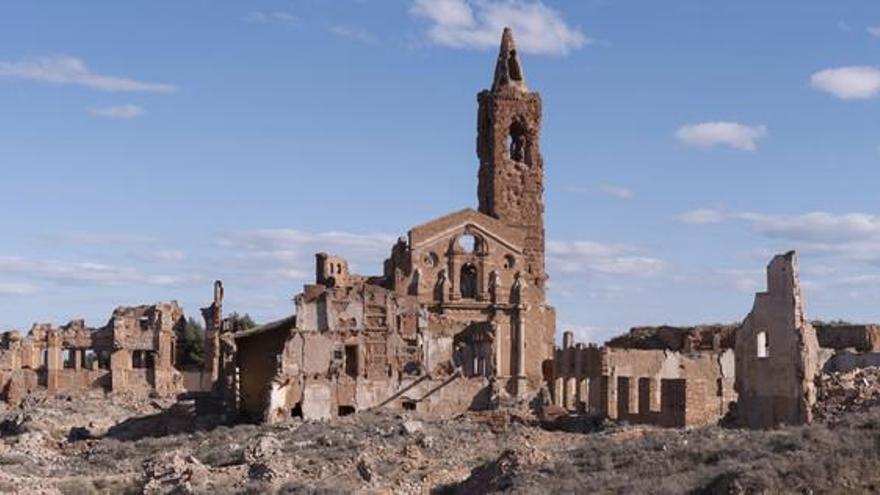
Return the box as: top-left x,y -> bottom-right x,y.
492,27 -> 527,92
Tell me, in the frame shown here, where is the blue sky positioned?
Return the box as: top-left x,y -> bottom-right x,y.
2,0 -> 880,343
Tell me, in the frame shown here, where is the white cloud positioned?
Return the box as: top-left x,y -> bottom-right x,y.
0,256 -> 197,287
141,249 -> 186,262
811,66 -> 880,100
672,209 -> 880,268
675,122 -> 767,151
88,104 -> 144,119
220,229 -> 398,281
598,184 -> 633,199
0,283 -> 38,296
735,212 -> 880,242
245,11 -> 299,26
329,25 -> 379,44
867,26 -> 880,37
0,56 -> 177,93
410,0 -> 589,56
714,268 -> 763,293
677,208 -> 724,225
227,229 -> 397,253
546,240 -> 665,276
49,232 -> 157,244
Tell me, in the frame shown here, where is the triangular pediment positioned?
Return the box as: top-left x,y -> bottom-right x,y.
408,208 -> 524,253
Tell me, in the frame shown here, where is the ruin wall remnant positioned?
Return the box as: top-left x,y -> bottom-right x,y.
735,251 -> 819,428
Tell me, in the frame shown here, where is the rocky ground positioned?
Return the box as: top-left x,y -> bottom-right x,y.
0,370 -> 880,494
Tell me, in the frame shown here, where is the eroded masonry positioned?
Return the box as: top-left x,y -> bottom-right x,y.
228,28 -> 555,422
2,28 -> 880,431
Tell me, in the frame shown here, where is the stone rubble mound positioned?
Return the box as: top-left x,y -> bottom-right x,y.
815,366 -> 880,422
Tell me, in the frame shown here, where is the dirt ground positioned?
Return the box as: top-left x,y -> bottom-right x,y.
1,369 -> 880,495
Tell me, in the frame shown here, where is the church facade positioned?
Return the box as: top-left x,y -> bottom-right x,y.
225,28 -> 557,422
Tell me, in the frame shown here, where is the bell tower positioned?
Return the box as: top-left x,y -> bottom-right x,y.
477,27 -> 546,290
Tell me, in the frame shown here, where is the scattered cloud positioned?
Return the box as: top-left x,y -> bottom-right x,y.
220,229 -> 397,281
683,210 -> 880,269
139,249 -> 186,263
0,56 -> 176,93
597,184 -> 633,200
329,25 -> 379,44
562,184 -> 633,199
811,66 -> 880,100
245,11 -> 299,26
677,208 -> 725,225
410,0 -> 589,55
547,240 -> 665,276
713,268 -> 763,293
735,212 -> 880,243
838,20 -> 852,33
675,122 -> 767,151
48,232 -> 157,244
0,283 -> 38,296
677,210 -> 880,243
868,26 -> 880,37
0,256 -> 198,288
88,103 -> 144,120
224,229 -> 397,254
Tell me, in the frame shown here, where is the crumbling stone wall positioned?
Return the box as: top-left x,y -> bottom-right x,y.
735,251 -> 820,428
606,325 -> 737,352
0,299 -> 190,403
237,269 -> 495,423
815,324 -> 880,352
106,302 -> 185,395
550,330 -> 735,428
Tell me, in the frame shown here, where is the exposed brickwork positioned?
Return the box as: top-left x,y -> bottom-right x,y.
227,28 -> 557,423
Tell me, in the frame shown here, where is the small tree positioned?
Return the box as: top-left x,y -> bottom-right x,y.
181,317 -> 205,368
229,312 -> 258,332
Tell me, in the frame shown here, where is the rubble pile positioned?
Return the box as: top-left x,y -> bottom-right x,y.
815,367 -> 880,422
0,393 -> 584,494
0,389 -> 878,492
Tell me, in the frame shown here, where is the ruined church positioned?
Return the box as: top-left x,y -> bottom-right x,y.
225,28 -> 556,422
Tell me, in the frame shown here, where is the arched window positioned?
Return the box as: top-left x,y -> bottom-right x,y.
460,263 -> 478,299
503,254 -> 516,270
508,120 -> 528,164
458,234 -> 478,253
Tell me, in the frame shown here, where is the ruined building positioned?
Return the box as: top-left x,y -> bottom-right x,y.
0,301 -> 189,402
549,326 -> 736,428
735,251 -> 820,428
227,28 -> 556,422
548,250 -> 835,430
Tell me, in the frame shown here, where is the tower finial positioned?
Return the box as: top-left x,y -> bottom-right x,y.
492,27 -> 527,92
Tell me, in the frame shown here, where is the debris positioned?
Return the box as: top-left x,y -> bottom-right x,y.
401,420 -> 423,435
356,458 -> 373,482
815,367 -> 880,423
142,452 -> 208,495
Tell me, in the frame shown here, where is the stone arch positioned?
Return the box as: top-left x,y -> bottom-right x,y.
450,230 -> 488,256
460,263 -> 478,299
